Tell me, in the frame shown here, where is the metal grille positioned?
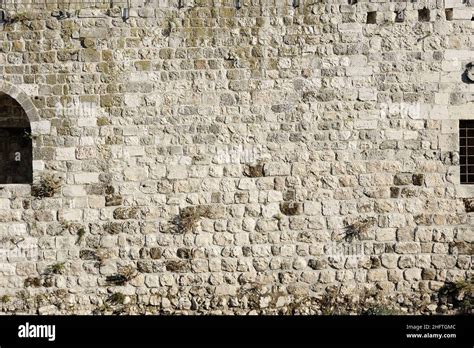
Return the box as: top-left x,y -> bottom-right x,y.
460,120 -> 474,184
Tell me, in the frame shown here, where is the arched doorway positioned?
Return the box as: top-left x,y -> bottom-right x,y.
0,92 -> 32,184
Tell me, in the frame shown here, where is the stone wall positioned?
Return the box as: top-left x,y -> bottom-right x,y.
0,0 -> 472,314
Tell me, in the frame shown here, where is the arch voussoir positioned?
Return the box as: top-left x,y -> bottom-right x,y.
0,80 -> 40,123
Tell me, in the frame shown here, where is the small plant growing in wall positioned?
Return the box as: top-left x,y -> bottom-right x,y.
31,174 -> 62,198
438,278 -> 473,314
243,162 -> 265,178
75,228 -> 86,245
24,277 -> 42,288
172,205 -> 213,234
165,260 -> 190,272
175,207 -> 201,233
0,295 -> 10,303
280,202 -> 302,216
106,265 -> 137,286
49,262 -> 65,275
342,217 -> 377,242
107,292 -> 126,305
3,11 -> 31,27
97,292 -> 130,315
463,198 -> 474,213
23,129 -> 34,140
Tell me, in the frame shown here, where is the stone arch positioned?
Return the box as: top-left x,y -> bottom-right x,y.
0,80 -> 37,184
0,80 -> 39,123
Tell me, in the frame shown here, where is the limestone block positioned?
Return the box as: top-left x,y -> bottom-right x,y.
263,163 -> 291,176
124,146 -> 145,157
452,8 -> 473,20
124,167 -> 148,181
395,243 -> 421,254
354,120 -> 378,129
31,120 -> 51,135
367,269 -> 388,282
58,209 -> 83,222
74,173 -> 100,184
304,201 -> 321,215
56,148 -> 76,161
322,201 -> 339,216
0,199 -> 10,209
381,254 -> 399,269
439,134 -> 458,151
167,165 -> 188,179
404,268 -> 422,281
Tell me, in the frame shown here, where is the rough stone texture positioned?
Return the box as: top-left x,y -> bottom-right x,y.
0,0 -> 472,315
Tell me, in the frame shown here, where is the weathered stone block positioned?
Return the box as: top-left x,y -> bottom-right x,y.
263,163 -> 291,176
394,173 -> 413,186
56,148 -> 76,161
113,207 -> 140,220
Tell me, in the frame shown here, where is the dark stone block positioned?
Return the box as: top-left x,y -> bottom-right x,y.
463,198 -> 474,213
308,258 -> 327,270
390,187 -> 400,198
412,174 -> 425,186
280,202 -> 302,216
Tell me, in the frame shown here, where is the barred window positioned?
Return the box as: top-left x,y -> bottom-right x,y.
460,120 -> 474,185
